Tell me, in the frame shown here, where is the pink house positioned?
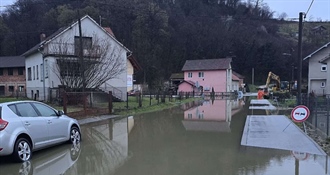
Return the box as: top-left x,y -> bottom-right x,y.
178,58 -> 233,94
232,71 -> 245,92
181,99 -> 245,132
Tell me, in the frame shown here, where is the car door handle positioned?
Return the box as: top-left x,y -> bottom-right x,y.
47,120 -> 52,124
24,122 -> 30,126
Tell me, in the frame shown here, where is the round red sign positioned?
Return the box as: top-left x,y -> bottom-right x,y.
291,105 -> 310,122
291,151 -> 309,161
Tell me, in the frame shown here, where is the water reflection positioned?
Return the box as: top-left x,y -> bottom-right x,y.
67,116 -> 134,175
239,148 -> 329,175
182,99 -> 245,132
2,98 -> 330,175
0,143 -> 81,175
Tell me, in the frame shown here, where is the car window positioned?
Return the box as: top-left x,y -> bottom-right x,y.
16,103 -> 39,117
8,104 -> 18,115
0,106 -> 2,119
32,103 -> 58,117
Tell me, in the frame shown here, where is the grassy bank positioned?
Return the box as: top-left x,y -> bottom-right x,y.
114,96 -> 200,116
0,96 -> 200,117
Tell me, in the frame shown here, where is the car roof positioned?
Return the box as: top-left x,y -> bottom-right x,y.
0,100 -> 42,106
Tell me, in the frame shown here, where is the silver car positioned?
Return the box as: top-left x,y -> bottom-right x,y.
0,101 -> 81,162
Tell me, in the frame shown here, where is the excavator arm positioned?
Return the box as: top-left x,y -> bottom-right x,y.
265,71 -> 281,90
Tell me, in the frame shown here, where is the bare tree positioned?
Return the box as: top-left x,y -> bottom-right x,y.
50,34 -> 126,90
278,12 -> 288,21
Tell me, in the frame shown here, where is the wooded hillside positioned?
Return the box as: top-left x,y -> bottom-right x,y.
0,0 -> 329,88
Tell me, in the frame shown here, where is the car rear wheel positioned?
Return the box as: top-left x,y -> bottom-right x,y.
13,138 -> 32,162
69,126 -> 81,144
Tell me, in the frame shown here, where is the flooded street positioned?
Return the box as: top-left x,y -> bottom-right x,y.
1,98 -> 329,175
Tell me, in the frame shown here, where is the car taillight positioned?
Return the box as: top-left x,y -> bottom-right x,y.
0,119 -> 8,131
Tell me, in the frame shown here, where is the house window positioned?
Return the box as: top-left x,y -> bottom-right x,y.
321,65 -> 327,72
33,66 -> 35,80
199,72 -> 204,78
188,72 -> 192,78
74,36 -> 92,55
0,86 -> 4,95
45,60 -> 48,78
0,68 -> 3,76
36,65 -> 39,80
321,82 -> 326,88
18,86 -> 24,92
18,67 -> 24,75
57,59 -> 81,77
27,67 -> 32,81
40,64 -> 43,81
8,68 -> 13,75
8,86 -> 14,92
188,113 -> 192,119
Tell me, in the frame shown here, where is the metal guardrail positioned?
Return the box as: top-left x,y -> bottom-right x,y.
302,95 -> 330,138
99,83 -> 123,101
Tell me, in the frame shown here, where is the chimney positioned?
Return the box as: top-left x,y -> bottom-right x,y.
40,33 -> 46,42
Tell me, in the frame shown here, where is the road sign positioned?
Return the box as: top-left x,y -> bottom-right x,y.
291,105 -> 310,122
291,151 -> 309,161
237,91 -> 243,99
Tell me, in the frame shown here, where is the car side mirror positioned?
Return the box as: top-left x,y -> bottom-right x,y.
58,110 -> 65,116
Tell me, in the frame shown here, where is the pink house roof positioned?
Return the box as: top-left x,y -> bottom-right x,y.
182,58 -> 232,71
179,80 -> 196,87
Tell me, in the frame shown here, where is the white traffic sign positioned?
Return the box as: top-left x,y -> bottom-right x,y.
291,105 -> 310,122
291,151 -> 309,161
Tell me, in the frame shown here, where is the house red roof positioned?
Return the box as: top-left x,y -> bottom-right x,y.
232,71 -> 244,79
128,55 -> 142,71
22,15 -> 130,57
182,58 -> 232,71
103,27 -> 115,37
232,75 -> 240,81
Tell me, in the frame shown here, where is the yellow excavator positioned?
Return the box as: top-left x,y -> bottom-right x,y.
262,71 -> 289,99
266,71 -> 281,92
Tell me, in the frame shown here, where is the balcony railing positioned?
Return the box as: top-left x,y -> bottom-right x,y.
43,43 -> 101,58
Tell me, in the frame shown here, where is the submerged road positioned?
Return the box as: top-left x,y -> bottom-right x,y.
241,99 -> 326,155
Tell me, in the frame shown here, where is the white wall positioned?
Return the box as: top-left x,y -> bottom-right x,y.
307,47 -> 329,95
127,60 -> 134,92
26,16 -> 129,101
25,52 -> 52,101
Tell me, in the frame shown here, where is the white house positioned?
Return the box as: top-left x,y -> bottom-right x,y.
22,15 -> 133,101
303,42 -> 330,96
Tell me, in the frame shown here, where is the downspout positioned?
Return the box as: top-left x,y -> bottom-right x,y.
37,45 -> 46,101
226,66 -> 232,93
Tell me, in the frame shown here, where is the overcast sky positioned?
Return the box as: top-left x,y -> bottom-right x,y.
264,0 -> 330,21
1,0 -> 330,21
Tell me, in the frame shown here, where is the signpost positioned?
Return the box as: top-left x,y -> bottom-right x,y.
291,151 -> 309,161
291,105 -> 310,122
291,105 -> 310,134
237,91 -> 243,99
283,105 -> 310,133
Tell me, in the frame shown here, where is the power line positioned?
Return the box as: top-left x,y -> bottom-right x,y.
304,0 -> 315,19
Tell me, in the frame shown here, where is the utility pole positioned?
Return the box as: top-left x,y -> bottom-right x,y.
297,12 -> 304,105
77,7 -> 86,110
252,68 -> 254,85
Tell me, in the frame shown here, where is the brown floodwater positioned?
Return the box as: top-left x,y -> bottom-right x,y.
0,97 -> 329,175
